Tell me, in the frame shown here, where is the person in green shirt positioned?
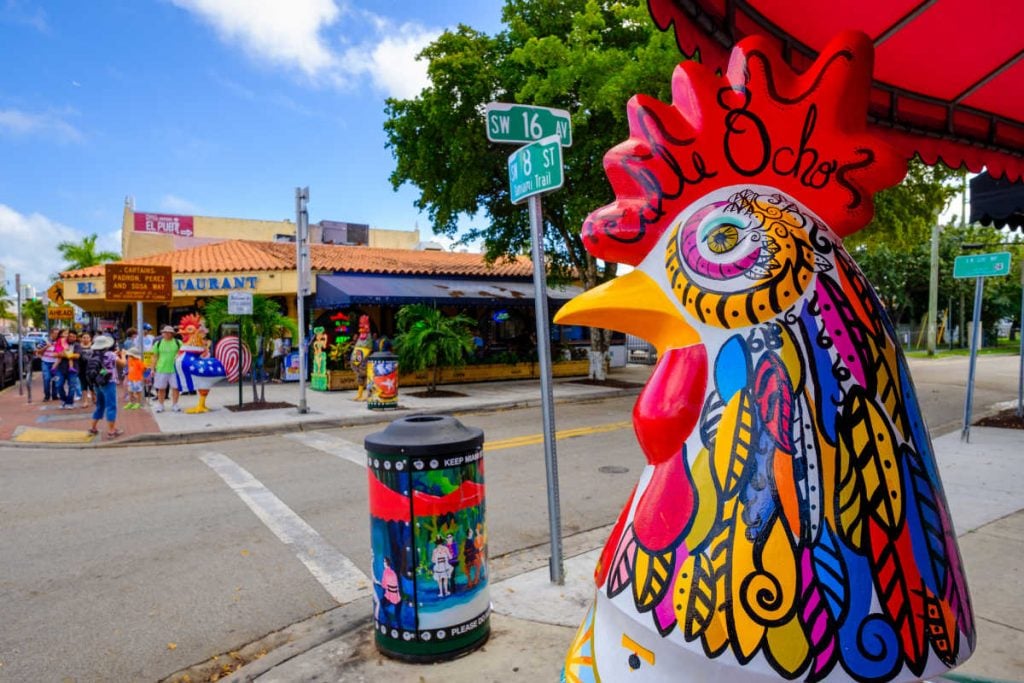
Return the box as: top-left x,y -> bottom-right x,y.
150,325 -> 182,413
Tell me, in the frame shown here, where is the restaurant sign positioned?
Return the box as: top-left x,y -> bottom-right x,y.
105,264 -> 173,302
133,212 -> 194,237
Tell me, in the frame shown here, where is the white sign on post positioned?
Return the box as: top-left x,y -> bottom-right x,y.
228,291 -> 253,315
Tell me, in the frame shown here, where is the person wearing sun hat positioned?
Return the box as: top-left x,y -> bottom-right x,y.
87,335 -> 127,439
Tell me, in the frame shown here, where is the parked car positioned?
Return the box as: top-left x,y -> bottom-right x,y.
19,339 -> 44,373
0,335 -> 17,388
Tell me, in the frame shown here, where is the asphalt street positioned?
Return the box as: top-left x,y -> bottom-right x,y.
0,397 -> 643,681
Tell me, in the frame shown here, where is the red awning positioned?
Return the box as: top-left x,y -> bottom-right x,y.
648,0 -> 1024,181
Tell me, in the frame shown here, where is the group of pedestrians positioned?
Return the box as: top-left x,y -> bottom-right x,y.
35,325 -> 165,440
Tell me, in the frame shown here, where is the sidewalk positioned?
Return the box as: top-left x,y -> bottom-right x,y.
209,427 -> 1024,683
0,365 -> 653,447
0,374 -> 160,444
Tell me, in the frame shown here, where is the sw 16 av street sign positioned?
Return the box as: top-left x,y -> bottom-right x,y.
953,252 -> 1012,279
507,136 -> 563,204
486,103 -> 572,147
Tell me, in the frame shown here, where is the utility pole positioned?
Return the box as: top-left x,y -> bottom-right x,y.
295,187 -> 310,414
927,221 -> 940,356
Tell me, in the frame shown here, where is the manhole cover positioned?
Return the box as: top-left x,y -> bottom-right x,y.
598,465 -> 630,474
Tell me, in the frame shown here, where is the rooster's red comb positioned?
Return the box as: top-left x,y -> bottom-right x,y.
583,31 -> 906,266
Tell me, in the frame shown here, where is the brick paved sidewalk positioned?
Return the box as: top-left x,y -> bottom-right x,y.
0,373 -> 160,444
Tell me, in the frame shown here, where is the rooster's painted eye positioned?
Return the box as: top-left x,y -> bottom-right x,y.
703,218 -> 742,254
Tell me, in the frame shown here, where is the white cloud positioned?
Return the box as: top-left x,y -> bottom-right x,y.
341,26 -> 436,99
0,1 -> 49,33
0,204 -> 117,293
0,108 -> 83,143
169,0 -> 341,78
171,1 -> 436,98
159,194 -> 203,215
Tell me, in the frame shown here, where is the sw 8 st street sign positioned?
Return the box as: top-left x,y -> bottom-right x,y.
953,252 -> 1012,279
486,103 -> 572,147
508,136 -> 563,204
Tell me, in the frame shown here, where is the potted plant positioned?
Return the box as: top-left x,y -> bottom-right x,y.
393,304 -> 475,394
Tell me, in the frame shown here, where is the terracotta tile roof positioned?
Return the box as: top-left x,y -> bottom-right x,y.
61,239 -> 534,279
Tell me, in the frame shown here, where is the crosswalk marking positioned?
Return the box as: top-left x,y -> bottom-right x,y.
199,451 -> 369,605
283,431 -> 367,466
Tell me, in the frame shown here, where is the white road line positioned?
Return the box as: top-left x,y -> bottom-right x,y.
199,451 -> 370,605
283,431 -> 367,467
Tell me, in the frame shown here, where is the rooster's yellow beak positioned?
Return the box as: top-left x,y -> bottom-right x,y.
553,270 -> 699,355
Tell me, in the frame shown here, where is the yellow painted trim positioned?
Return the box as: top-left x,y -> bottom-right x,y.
621,633 -> 655,666
485,421 -> 632,452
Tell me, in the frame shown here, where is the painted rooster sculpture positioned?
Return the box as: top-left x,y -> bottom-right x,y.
555,32 -> 974,683
175,313 -> 226,414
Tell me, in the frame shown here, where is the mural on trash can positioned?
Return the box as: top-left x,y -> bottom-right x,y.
367,445 -> 489,645
554,32 -> 974,682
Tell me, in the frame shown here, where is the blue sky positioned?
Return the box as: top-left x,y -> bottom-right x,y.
0,0 -> 504,293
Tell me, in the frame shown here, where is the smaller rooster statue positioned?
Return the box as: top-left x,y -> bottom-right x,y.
175,313 -> 226,414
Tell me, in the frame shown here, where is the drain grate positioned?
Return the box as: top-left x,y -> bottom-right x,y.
598,465 -> 630,474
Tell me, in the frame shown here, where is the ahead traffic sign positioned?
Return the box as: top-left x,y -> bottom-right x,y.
486,103 -> 571,147
508,136 -> 563,204
953,252 -> 1012,279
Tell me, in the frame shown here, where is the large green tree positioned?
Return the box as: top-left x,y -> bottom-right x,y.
57,233 -> 120,271
22,298 -> 47,329
384,0 -> 682,348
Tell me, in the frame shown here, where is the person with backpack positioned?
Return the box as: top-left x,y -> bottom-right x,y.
87,335 -> 126,439
151,325 -> 182,413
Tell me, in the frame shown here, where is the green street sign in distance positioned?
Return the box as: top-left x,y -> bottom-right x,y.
953,251 -> 1012,279
486,102 -> 572,147
508,136 -> 563,204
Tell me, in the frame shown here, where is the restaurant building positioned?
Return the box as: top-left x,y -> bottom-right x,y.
60,237 -> 582,355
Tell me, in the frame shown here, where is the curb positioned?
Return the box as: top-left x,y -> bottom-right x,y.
1,385 -> 642,449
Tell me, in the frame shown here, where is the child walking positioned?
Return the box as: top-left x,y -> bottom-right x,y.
124,348 -> 146,409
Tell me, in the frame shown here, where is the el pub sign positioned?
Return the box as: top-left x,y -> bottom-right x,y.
133,212 -> 194,237
104,264 -> 173,303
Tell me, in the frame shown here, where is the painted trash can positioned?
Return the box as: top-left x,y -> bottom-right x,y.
366,351 -> 399,410
365,415 -> 490,662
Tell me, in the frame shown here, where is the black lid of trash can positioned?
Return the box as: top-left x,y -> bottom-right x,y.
364,414 -> 484,456
368,351 -> 398,361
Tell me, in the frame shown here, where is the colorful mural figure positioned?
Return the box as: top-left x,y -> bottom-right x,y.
554,32 -> 974,682
351,315 -> 373,401
310,326 -> 328,391
174,313 -> 226,414
366,417 -> 489,660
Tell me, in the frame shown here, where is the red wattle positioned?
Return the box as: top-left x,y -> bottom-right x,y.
633,345 -> 708,465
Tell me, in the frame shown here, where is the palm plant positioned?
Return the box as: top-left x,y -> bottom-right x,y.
57,233 -> 120,271
394,304 -> 475,394
23,298 -> 47,329
203,295 -> 298,403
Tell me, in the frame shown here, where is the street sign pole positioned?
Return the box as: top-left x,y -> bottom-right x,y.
1018,266 -> 1024,418
295,187 -> 310,414
527,193 -> 564,585
492,104 -> 571,584
16,274 -> 23,397
954,251 -> 1013,441
962,276 -> 984,442
238,332 -> 244,408
136,301 -> 144,357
